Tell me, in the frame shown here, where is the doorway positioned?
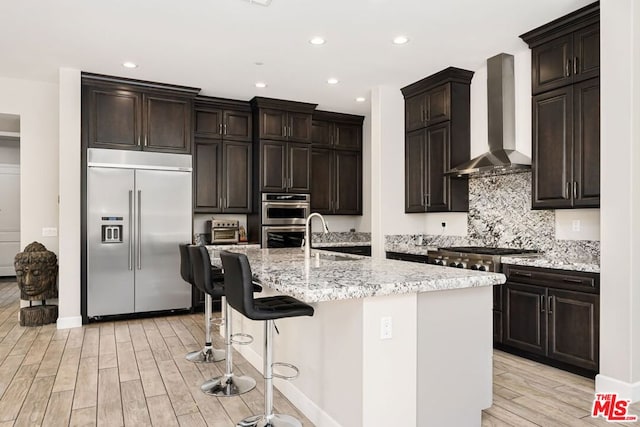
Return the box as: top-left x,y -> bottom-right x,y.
0,113 -> 20,277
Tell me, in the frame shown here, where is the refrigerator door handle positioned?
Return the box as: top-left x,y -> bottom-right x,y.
128,190 -> 133,271
137,190 -> 142,270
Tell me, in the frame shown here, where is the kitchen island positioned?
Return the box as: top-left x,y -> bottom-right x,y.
207,247 -> 505,427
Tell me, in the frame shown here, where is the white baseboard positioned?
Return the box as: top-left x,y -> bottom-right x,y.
56,315 -> 82,329
596,374 -> 640,402
235,344 -> 342,427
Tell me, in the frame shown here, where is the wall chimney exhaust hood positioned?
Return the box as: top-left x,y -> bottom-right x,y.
446,53 -> 531,177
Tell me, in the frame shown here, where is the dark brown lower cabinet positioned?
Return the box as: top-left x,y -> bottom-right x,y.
501,265 -> 599,374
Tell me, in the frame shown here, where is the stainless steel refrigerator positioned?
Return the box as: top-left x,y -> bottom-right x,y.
87,148 -> 192,318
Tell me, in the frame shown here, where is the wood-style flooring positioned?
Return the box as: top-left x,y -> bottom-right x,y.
0,277 -> 638,426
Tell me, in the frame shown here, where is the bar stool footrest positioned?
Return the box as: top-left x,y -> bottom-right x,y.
271,362 -> 299,380
230,333 -> 253,345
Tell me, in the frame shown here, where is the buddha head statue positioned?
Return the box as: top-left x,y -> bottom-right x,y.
14,242 -> 58,301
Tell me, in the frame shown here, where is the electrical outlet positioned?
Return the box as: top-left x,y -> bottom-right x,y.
441,222 -> 447,229
42,227 -> 58,237
572,220 -> 581,232
380,316 -> 392,340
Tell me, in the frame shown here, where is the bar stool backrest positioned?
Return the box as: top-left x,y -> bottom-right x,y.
179,243 -> 193,285
189,245 -> 215,295
219,251 -> 256,320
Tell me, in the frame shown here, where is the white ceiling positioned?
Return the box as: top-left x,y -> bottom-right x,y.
0,0 -> 593,115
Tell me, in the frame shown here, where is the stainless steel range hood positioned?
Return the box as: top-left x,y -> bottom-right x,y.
446,53 -> 531,177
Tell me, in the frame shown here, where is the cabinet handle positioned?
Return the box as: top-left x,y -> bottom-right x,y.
574,57 -> 579,74
563,278 -> 583,284
223,197 -> 226,208
219,197 -> 222,208
424,194 -> 430,207
548,296 -> 553,314
421,106 -> 425,123
144,136 -> 148,147
512,271 -> 532,278
565,182 -> 571,199
219,123 -> 223,135
573,181 -> 578,199
137,136 -> 141,146
540,295 -> 545,313
283,126 -> 286,137
565,59 -> 571,77
224,124 -> 227,135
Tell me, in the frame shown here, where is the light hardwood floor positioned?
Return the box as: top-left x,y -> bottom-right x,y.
0,278 -> 638,426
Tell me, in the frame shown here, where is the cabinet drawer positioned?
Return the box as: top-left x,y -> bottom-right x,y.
385,251 -> 428,264
504,264 -> 598,293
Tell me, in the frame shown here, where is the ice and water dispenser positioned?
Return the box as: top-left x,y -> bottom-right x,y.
100,216 -> 123,243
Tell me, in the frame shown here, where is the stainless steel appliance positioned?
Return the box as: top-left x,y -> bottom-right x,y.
87,148 -> 192,318
427,247 -> 537,272
261,193 -> 310,225
211,219 -> 239,244
260,193 -> 309,248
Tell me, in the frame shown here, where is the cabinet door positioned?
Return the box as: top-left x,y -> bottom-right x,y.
260,109 -> 287,141
312,120 -> 333,146
547,289 -> 598,371
311,148 -> 333,213
335,150 -> 362,215
532,87 -> 573,209
260,141 -> 287,192
223,110 -> 252,142
87,87 -> 142,150
573,23 -> 600,83
334,122 -> 362,150
504,282 -> 547,356
288,143 -> 311,192
405,130 -> 426,212
222,141 -> 251,213
405,94 -> 426,132
425,123 -> 449,212
493,285 -> 504,344
194,108 -> 223,138
288,112 -> 312,143
426,84 -> 450,126
194,139 -> 222,212
143,94 -> 192,153
573,78 -> 600,207
531,34 -> 573,94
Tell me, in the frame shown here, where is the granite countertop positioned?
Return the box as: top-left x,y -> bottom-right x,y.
206,243 -> 261,258
207,247 -> 504,303
501,254 -> 600,274
384,243 -> 433,256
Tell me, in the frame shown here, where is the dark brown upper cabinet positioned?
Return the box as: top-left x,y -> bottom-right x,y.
401,67 -> 473,213
405,83 -> 451,132
311,148 -> 362,215
260,141 -> 310,193
522,2 -> 600,209
251,97 -> 316,144
82,73 -> 199,154
312,110 -> 364,150
521,3 -> 599,96
194,97 -> 252,142
193,97 -> 252,213
251,97 -> 317,193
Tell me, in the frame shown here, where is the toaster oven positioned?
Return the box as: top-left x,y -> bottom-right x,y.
211,219 -> 239,244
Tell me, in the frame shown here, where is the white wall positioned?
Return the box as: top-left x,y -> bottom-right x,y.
57,68 -> 82,329
0,77 -> 59,254
597,0 -> 640,401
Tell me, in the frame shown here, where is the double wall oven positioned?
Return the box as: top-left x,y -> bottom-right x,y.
261,193 -> 310,248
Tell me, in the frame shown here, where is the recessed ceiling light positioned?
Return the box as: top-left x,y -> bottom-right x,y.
327,78 -> 339,85
310,37 -> 326,45
356,97 -> 366,102
254,61 -> 264,66
255,82 -> 267,88
392,36 -> 409,45
122,62 -> 138,69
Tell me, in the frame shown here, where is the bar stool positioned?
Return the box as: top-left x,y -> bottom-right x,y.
179,243 -> 225,363
220,250 -> 314,427
189,245 -> 259,396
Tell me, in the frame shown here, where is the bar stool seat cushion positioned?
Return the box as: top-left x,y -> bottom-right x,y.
251,295 -> 314,321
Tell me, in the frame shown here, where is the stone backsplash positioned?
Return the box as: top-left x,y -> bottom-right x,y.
386,171 -> 599,262
311,231 -> 371,244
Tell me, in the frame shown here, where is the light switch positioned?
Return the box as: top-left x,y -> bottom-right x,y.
380,316 -> 392,340
42,227 -> 58,237
572,220 -> 581,232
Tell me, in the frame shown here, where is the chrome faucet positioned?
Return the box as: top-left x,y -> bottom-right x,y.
303,213 -> 329,259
